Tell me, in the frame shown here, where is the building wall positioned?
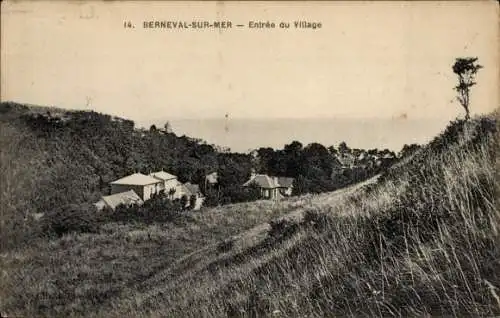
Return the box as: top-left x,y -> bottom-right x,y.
261,188 -> 270,198
164,179 -> 178,193
174,184 -> 190,199
260,188 -> 280,199
271,188 -> 279,199
143,183 -> 160,201
154,179 -> 180,198
111,184 -> 141,199
111,183 -> 160,201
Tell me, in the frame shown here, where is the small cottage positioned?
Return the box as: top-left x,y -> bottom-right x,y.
243,174 -> 294,200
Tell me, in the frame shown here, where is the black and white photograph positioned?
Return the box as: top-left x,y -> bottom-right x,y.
1,1 -> 499,316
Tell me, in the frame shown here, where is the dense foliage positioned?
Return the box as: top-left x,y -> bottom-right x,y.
254,140 -> 401,194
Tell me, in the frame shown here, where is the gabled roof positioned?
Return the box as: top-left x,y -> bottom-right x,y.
99,190 -> 144,210
149,170 -> 177,181
184,182 -> 201,195
243,174 -> 279,189
177,183 -> 191,197
110,173 -> 161,186
243,174 -> 295,189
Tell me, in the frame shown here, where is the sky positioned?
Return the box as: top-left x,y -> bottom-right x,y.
1,1 -> 498,123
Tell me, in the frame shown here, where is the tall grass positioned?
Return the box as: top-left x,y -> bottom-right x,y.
109,116 -> 499,317
1,115 -> 498,317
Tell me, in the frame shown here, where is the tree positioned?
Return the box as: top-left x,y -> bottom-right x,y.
189,194 -> 197,210
180,195 -> 189,210
399,143 -> 421,158
164,121 -> 172,133
168,187 -> 176,200
452,57 -> 483,120
284,141 -> 303,177
338,141 -> 349,154
328,145 -> 338,155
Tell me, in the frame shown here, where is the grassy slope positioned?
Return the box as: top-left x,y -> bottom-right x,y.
1,115 -> 499,317
0,190 -> 354,317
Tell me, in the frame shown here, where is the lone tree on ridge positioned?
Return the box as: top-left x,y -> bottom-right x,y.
452,57 -> 483,120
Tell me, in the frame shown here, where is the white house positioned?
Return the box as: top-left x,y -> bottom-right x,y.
101,170 -> 205,210
109,173 -> 162,201
149,170 -> 179,196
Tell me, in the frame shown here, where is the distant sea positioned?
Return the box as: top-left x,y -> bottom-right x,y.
140,117 -> 452,153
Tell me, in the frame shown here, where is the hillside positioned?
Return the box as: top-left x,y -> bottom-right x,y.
0,102 -> 394,248
1,112 -> 498,317
106,115 -> 500,317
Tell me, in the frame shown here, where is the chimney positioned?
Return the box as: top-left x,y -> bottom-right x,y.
273,176 -> 278,186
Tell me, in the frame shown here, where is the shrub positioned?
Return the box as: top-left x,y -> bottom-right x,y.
189,194 -> 197,210
302,209 -> 333,232
217,239 -> 234,254
268,219 -> 299,240
110,195 -> 182,224
180,195 -> 189,210
41,203 -> 101,237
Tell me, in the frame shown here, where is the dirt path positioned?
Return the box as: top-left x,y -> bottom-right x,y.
122,176 -> 381,310
233,175 -> 380,246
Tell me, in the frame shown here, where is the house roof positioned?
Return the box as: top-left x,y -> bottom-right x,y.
110,173 -> 161,186
149,170 -> 177,181
184,182 -> 201,195
243,174 -> 276,189
99,190 -> 144,210
244,174 -> 295,189
177,183 -> 192,197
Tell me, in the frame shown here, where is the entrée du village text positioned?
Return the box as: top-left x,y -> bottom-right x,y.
135,20 -> 322,29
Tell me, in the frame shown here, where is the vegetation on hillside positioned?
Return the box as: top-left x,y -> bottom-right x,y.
1,112 -> 498,317
253,140 -> 400,195
97,115 -> 496,317
0,102 -> 398,248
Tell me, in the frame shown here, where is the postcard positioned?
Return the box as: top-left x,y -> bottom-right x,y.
1,1 -> 498,317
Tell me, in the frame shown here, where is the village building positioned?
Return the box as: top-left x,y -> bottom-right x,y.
96,170 -> 205,211
205,171 -> 218,185
243,174 -> 294,200
184,182 -> 203,198
171,182 -> 204,209
277,177 -> 294,196
204,171 -> 219,193
149,170 -> 179,195
94,190 -> 144,211
109,173 -> 162,201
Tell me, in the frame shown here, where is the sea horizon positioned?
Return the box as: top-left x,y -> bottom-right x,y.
139,116 -> 455,153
